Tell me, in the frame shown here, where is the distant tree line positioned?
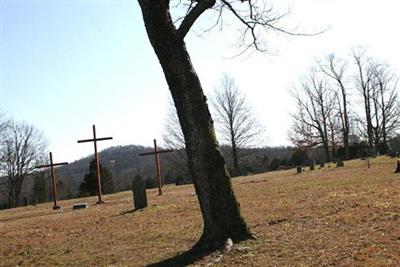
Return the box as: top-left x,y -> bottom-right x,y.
289,49 -> 400,161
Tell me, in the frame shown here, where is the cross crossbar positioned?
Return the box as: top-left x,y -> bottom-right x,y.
139,149 -> 173,156
77,137 -> 113,143
36,162 -> 68,169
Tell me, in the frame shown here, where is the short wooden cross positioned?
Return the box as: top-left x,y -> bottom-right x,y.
139,139 -> 173,195
77,124 -> 112,204
35,152 -> 68,210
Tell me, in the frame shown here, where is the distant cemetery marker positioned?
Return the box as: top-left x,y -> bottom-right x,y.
309,160 -> 315,171
73,203 -> 89,210
77,125 -> 112,204
296,166 -> 302,174
35,152 -> 68,210
394,160 -> 400,173
139,139 -> 173,195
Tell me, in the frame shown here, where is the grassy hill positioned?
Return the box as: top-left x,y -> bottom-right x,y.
1,156 -> 399,266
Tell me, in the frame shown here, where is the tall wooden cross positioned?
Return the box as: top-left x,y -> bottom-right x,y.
35,152 -> 68,210
77,124 -> 113,204
139,139 -> 173,195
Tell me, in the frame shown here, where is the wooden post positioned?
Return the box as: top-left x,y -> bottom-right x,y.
78,125 -> 113,204
35,152 -> 68,210
139,139 -> 173,195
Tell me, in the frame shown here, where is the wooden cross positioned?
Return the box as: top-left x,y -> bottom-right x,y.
139,139 -> 173,195
77,125 -> 112,204
35,152 -> 68,210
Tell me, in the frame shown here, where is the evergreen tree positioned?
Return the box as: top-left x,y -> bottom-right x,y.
32,171 -> 48,204
79,159 -> 115,196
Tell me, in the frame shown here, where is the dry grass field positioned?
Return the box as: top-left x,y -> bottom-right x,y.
1,156 -> 400,266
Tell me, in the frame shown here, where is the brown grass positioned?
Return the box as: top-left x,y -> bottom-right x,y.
1,156 -> 400,266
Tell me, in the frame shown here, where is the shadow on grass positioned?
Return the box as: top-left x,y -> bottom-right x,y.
118,208 -> 145,216
146,248 -> 215,267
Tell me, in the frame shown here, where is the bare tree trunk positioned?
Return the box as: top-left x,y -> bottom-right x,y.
230,129 -> 240,176
342,90 -> 350,159
322,137 -> 331,162
138,0 -> 252,249
354,52 -> 375,152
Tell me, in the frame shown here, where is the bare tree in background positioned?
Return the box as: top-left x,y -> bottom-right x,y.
162,101 -> 190,182
290,70 -> 336,162
212,75 -> 264,176
318,54 -> 351,159
353,49 -> 375,151
0,120 -> 47,208
0,115 -> 10,201
370,62 -> 400,151
353,50 -> 400,153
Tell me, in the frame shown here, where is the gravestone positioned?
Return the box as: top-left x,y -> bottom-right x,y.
336,161 -> 344,167
296,166 -> 302,174
320,161 -> 325,168
73,203 -> 89,209
133,175 -> 148,210
394,160 -> 400,173
308,160 -> 315,171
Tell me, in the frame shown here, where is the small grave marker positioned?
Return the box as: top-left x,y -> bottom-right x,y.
132,175 -> 148,210
296,166 -> 302,174
319,160 -> 325,168
309,161 -> 315,171
73,203 -> 89,210
394,160 -> 400,173
336,161 -> 344,167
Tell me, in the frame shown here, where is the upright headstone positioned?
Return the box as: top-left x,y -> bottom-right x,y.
296,166 -> 302,174
309,160 -> 315,171
133,175 -> 148,210
394,160 -> 400,173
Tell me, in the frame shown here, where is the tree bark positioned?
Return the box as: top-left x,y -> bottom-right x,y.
230,128 -> 240,176
138,0 -> 253,249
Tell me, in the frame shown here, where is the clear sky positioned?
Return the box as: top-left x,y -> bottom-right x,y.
1,0 -> 399,162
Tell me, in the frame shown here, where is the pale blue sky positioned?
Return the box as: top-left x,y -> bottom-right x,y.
1,0 -> 400,162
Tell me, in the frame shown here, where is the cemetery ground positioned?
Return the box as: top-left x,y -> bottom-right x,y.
1,157 -> 400,266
